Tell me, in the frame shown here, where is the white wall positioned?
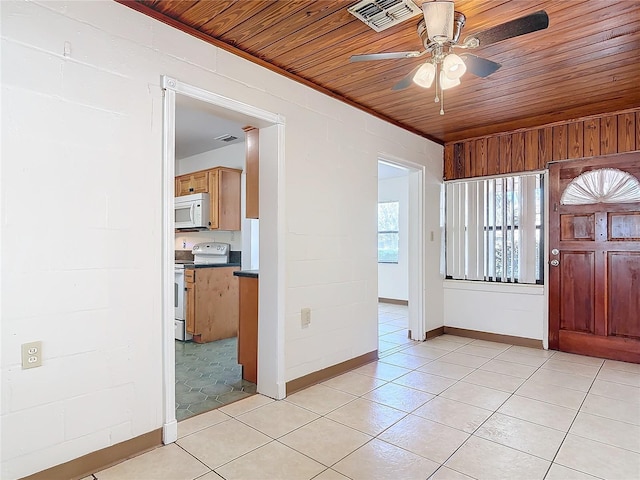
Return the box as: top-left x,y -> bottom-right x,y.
0,1 -> 442,477
424,166 -> 446,334
443,281 -> 545,340
176,142 -> 245,172
378,175 -> 409,301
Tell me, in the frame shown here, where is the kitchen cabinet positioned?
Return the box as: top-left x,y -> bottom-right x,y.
235,271 -> 258,383
185,266 -> 239,343
176,171 -> 208,196
209,167 -> 241,230
175,166 -> 242,230
243,126 -> 259,219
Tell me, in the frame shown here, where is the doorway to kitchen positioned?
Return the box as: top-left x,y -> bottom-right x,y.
161,76 -> 286,444
173,94 -> 254,419
377,157 -> 426,351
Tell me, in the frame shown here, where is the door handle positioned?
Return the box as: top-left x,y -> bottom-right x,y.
550,259 -> 559,267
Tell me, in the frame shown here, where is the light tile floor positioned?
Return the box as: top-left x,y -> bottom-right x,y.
92,303 -> 640,479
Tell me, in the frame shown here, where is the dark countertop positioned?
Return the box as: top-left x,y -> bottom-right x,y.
179,262 -> 241,269
193,263 -> 241,269
233,270 -> 259,278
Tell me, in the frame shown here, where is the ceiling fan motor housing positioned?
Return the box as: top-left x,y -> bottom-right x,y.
418,11 -> 466,49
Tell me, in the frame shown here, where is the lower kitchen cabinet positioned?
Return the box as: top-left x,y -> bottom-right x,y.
185,266 -> 239,343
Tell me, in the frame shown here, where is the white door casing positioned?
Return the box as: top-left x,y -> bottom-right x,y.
161,76 -> 286,444
378,155 -> 427,341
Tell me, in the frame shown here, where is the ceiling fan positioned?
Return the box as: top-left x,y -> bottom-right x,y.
350,1 -> 549,114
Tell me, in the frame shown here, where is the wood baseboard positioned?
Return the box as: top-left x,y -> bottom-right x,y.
20,428 -> 162,480
443,327 -> 542,349
378,298 -> 408,305
285,350 -> 378,395
426,326 -> 445,339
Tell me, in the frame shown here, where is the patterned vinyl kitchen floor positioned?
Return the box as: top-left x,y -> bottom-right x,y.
175,337 -> 256,421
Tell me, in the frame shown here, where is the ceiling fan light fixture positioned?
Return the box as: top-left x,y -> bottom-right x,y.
422,0 -> 454,43
442,53 -> 466,80
413,62 -> 436,88
439,71 -> 460,90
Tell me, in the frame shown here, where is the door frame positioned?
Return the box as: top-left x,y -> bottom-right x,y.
377,155 -> 426,341
161,76 -> 286,444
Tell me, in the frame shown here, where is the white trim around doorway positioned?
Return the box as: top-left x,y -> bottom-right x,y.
161,76 -> 286,445
378,154 -> 427,342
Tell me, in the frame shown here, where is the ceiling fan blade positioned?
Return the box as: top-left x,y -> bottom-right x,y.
459,54 -> 501,78
464,10 -> 549,48
350,51 -> 423,62
391,64 -> 423,91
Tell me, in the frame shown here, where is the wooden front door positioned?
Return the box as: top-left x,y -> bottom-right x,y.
549,152 -> 640,363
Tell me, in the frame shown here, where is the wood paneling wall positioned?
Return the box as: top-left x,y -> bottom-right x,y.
444,108 -> 640,180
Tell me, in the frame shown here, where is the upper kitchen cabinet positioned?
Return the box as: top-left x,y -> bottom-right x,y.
176,166 -> 242,231
176,170 -> 208,196
243,126 -> 259,219
209,167 -> 241,231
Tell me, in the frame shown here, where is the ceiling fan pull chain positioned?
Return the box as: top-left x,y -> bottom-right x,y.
440,86 -> 445,116
434,63 -> 440,103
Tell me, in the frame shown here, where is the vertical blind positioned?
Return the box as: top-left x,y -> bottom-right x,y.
446,173 -> 542,284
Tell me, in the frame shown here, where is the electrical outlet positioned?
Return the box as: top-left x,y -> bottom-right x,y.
301,308 -> 311,327
21,341 -> 42,369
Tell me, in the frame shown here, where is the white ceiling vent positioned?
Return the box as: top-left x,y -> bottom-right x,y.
214,134 -> 238,143
348,0 -> 422,32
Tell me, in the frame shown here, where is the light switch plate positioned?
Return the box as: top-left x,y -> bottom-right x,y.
301,308 -> 311,327
21,341 -> 42,369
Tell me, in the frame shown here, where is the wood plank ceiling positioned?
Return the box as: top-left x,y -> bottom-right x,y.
121,0 -> 640,144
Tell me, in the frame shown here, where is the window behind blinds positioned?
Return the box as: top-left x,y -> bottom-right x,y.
445,173 -> 543,284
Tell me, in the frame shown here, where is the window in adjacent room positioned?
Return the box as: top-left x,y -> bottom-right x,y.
445,173 -> 544,284
378,201 -> 400,263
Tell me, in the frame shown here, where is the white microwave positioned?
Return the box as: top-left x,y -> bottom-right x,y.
175,193 -> 210,230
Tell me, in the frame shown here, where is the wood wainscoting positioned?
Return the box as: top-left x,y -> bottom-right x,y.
444,107 -> 640,180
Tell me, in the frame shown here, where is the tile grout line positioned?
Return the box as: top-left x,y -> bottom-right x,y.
381,336 -> 613,478
332,331 -> 636,479
97,306 -> 638,479
200,309 -> 638,479
380,338 -> 548,478
173,441 -> 216,478
541,359 -> 606,479
419,343 -> 554,479
374,335 -> 517,478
